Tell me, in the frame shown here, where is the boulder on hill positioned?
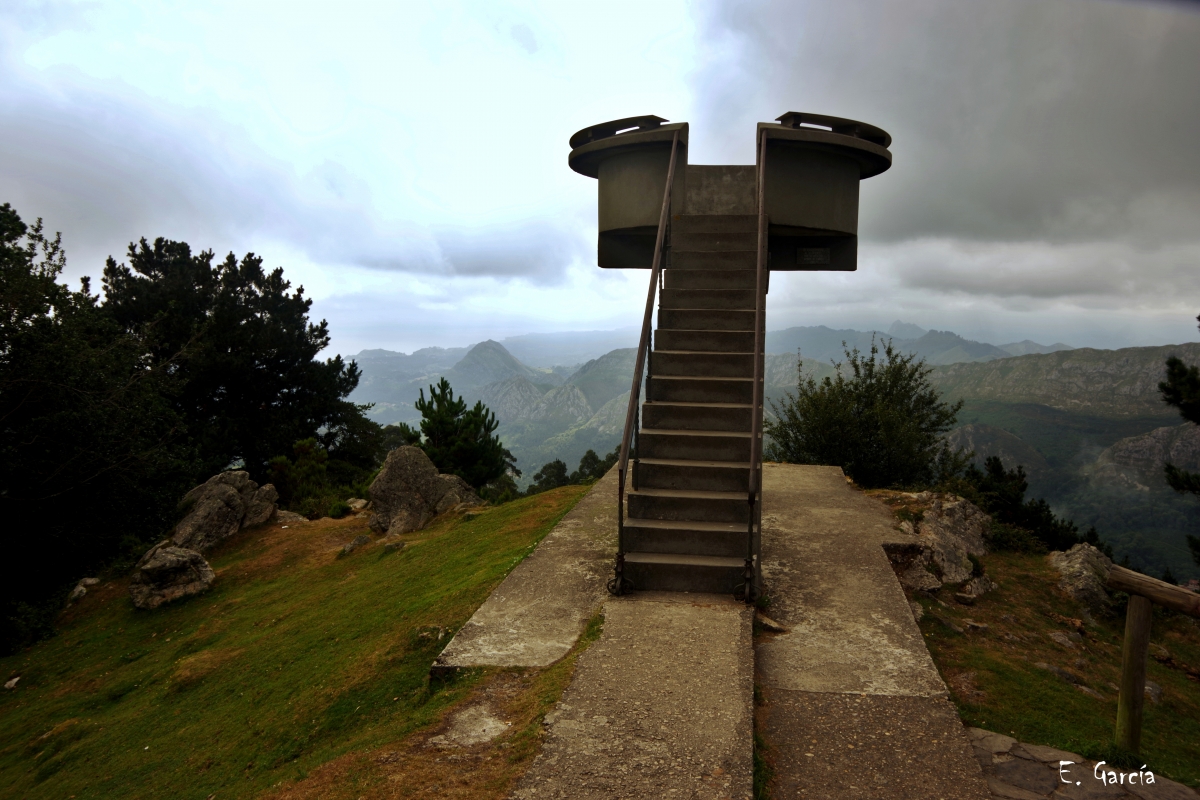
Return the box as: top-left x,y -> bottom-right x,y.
1047,543 -> 1113,621
172,470 -> 279,552
129,542 -> 215,610
368,446 -> 482,535
880,492 -> 990,591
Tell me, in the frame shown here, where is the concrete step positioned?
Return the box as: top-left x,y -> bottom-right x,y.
648,375 -> 756,404
623,518 -> 751,558
623,552 -> 747,594
628,487 -> 749,523
663,269 -> 759,291
655,329 -> 755,352
669,250 -> 757,270
671,213 -> 757,234
639,428 -> 752,461
636,457 -> 752,492
658,308 -> 758,332
661,288 -> 756,310
650,350 -> 754,378
642,401 -> 752,432
671,230 -> 758,252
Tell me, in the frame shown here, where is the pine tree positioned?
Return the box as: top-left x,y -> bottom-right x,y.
414,378 -> 517,488
1159,314 -> 1200,569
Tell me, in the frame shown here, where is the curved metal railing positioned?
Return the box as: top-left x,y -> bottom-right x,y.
608,130 -> 680,596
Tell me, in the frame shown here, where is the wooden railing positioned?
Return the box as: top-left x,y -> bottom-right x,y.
608,131 -> 680,596
1108,565 -> 1200,753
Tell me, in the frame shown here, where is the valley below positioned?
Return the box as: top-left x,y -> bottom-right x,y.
349,326 -> 1200,580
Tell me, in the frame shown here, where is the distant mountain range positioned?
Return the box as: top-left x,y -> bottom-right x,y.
766,321 -> 1072,366
347,326 -> 1199,580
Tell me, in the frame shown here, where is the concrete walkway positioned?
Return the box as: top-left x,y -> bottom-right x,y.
432,463 -> 996,798
432,467 -> 618,673
511,592 -> 753,799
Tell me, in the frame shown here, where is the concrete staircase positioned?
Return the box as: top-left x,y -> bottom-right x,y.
623,213 -> 762,594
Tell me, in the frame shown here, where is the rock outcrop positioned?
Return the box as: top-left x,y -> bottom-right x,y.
883,492 -> 990,591
172,471 -> 279,552
368,447 -> 482,535
129,542 -> 216,610
1047,542 -> 1114,620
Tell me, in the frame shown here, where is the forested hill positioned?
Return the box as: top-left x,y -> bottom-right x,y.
928,342 -> 1200,419
929,342 -> 1200,582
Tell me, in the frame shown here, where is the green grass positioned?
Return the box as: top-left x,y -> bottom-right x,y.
0,484 -> 591,799
914,550 -> 1200,787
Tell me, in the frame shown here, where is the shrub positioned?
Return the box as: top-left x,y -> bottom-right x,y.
327,500 -> 351,519
765,340 -> 969,489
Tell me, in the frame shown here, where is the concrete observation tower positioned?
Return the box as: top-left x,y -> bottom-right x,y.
567,112 -> 892,600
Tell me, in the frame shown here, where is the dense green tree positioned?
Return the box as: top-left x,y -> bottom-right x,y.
381,422 -> 422,452
570,448 -> 619,483
953,456 -> 1108,554
0,205 -> 196,651
101,238 -> 365,477
527,460 -> 570,494
765,340 -> 969,488
1159,315 -> 1200,569
414,378 -> 517,488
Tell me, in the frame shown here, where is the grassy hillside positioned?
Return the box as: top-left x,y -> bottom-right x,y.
917,550 -> 1200,787
0,485 -> 592,799
873,493 -> 1200,787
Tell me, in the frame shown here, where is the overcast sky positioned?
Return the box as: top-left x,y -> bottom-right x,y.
3,0 -> 1199,356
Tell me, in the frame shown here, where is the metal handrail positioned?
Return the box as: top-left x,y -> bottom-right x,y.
609,130 -> 680,596
744,130 -> 769,603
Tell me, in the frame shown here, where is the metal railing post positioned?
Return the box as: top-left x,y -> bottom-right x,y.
609,130 -> 679,596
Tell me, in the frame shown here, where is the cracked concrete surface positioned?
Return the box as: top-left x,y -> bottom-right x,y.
757,464 -> 992,799
432,467 -> 618,672
511,592 -> 753,800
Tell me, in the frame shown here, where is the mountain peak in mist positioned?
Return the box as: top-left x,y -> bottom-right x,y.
888,320 -> 928,339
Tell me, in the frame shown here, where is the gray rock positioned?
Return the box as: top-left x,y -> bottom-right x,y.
347,498 -> 369,511
1144,679 -> 1162,705
3,677 -> 18,690
275,510 -> 307,523
909,601 -> 925,622
67,584 -> 87,603
886,493 -> 990,590
172,470 -> 279,551
79,577 -> 100,587
172,481 -> 245,551
955,574 -> 997,605
339,534 -> 371,557
1048,630 -> 1082,648
368,446 -> 482,535
241,483 -> 279,528
435,474 -> 484,515
129,542 -> 215,609
1047,543 -> 1114,619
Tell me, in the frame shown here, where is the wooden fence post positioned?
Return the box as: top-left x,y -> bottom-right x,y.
1114,594 -> 1152,754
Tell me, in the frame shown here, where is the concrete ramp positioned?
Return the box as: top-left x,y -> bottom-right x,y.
757,464 -> 991,799
432,468 -> 618,673
511,593 -> 753,800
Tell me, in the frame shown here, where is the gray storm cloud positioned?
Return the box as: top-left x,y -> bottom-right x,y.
691,0 -> 1200,247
